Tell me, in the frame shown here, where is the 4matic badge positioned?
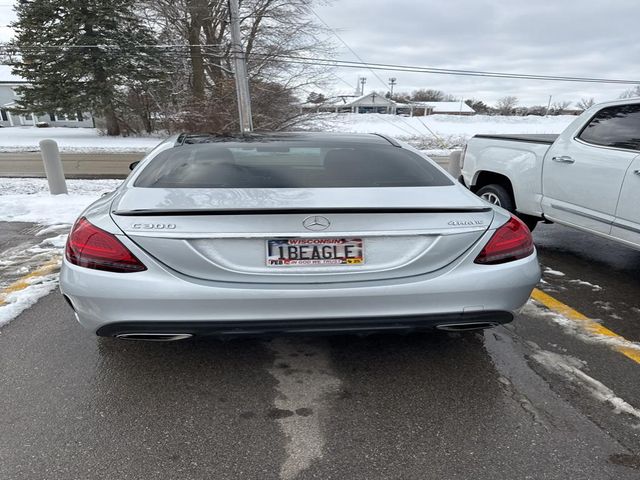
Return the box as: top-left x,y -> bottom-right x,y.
447,220 -> 484,226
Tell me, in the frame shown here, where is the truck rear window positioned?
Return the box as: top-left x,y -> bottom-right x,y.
133,142 -> 453,188
578,104 -> 640,151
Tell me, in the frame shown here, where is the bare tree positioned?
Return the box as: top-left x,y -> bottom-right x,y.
576,97 -> 595,110
141,0 -> 334,133
411,89 -> 456,102
549,101 -> 572,115
619,85 -> 640,99
495,96 -> 518,116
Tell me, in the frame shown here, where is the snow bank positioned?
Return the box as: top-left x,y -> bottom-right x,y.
0,178 -> 121,225
0,127 -> 162,153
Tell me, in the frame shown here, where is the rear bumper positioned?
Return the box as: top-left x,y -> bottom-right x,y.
60,244 -> 540,335
95,311 -> 514,337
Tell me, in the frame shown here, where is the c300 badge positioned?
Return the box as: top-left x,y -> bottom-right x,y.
131,223 -> 177,230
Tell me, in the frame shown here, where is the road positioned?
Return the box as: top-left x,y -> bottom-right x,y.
0,152 -> 145,179
1,222 -> 639,479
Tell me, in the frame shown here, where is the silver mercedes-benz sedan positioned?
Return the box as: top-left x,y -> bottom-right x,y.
60,132 -> 540,340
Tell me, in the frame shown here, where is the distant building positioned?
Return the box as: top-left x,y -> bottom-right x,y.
300,92 -> 475,116
300,92 -> 397,114
0,65 -> 94,128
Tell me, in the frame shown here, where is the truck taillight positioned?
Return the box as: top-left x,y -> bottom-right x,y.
65,218 -> 147,273
474,216 -> 534,265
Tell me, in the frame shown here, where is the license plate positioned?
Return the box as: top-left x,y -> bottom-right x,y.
266,238 -> 364,266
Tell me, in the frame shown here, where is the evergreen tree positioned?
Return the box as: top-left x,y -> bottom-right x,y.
11,0 -> 166,135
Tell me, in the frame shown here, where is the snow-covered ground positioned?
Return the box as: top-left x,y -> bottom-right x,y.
305,113 -> 577,154
0,114 -> 577,154
0,178 -> 121,224
0,126 -> 162,153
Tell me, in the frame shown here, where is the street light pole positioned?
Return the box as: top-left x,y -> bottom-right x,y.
228,0 -> 253,134
388,77 -> 396,97
360,77 -> 367,96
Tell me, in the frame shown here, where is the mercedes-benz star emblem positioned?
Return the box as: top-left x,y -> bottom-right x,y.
302,215 -> 331,231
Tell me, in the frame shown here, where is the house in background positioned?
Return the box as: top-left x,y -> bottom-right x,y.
300,92 -> 476,116
0,65 -> 94,128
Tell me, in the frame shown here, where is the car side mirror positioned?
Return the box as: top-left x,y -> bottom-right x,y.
129,161 -> 140,171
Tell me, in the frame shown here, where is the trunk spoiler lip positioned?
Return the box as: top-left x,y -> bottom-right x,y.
111,207 -> 493,217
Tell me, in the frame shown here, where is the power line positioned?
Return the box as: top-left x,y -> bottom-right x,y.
299,10 -> 448,145
246,53 -> 640,85
3,43 -> 639,85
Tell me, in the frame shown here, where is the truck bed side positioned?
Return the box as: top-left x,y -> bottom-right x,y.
461,135 -> 552,217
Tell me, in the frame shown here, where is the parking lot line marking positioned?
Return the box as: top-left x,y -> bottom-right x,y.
0,257 -> 61,306
531,288 -> 640,364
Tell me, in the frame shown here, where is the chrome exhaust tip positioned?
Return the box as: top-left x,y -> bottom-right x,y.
435,322 -> 499,332
115,333 -> 193,342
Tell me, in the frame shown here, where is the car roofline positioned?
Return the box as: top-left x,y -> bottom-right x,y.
172,131 -> 401,147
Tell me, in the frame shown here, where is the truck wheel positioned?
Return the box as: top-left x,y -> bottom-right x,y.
477,184 -> 514,210
476,184 -> 538,231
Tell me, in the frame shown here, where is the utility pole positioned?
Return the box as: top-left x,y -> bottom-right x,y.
228,0 -> 253,134
360,77 -> 367,96
545,95 -> 553,117
388,77 -> 396,97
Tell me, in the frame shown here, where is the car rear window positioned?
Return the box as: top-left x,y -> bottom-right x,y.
133,142 -> 452,188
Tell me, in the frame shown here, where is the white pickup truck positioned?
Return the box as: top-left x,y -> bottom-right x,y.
460,98 -> 640,250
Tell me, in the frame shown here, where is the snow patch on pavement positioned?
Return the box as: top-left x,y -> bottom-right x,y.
568,279 -> 603,292
0,178 -> 121,225
0,233 -> 66,327
543,267 -> 566,277
594,300 -> 615,312
532,349 -> 640,423
523,301 -> 640,353
267,338 -> 341,480
0,269 -> 59,328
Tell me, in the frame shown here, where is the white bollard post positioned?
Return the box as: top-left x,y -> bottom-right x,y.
448,150 -> 462,178
39,139 -> 68,195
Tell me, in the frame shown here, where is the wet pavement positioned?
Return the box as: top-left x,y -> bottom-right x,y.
1,221 -> 639,479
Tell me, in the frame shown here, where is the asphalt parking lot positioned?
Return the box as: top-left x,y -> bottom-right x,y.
1,221 -> 639,479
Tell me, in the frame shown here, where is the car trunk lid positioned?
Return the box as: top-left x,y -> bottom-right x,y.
111,187 -> 493,284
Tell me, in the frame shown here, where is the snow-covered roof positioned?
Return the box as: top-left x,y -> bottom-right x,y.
410,101 -> 475,113
343,92 -> 396,107
0,65 -> 25,84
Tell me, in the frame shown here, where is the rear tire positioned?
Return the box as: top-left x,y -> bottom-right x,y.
476,184 -> 538,232
476,184 -> 514,211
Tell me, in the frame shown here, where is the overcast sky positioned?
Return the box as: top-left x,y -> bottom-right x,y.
1,1 -> 638,107
315,0 -> 640,106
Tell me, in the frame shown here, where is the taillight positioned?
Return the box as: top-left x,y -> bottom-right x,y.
474,216 -> 534,265
65,218 -> 146,273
